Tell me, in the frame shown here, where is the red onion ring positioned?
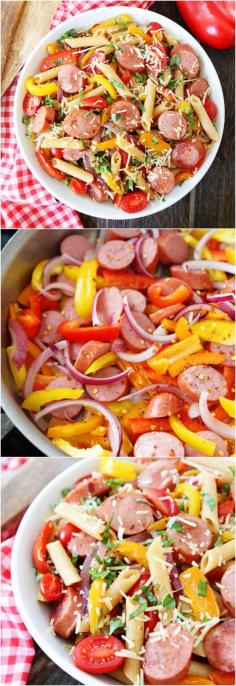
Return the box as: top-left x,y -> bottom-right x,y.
206,292 -> 234,303
199,391 -> 234,440
174,303 -> 214,321
133,233 -> 153,277
34,399 -> 122,455
123,297 -> 176,344
187,402 -> 201,419
43,254 -> 82,288
8,320 -> 28,368
24,348 -> 54,398
117,345 -> 158,363
38,282 -> 74,301
215,302 -> 235,320
118,383 -> 190,404
194,229 -> 220,261
64,342 -> 130,386
182,260 -> 236,275
111,339 -> 126,353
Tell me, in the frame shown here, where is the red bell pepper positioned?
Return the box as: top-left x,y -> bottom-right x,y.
16,310 -> 41,339
40,49 -> 77,71
32,520 -> 54,573
101,269 -> 156,291
218,500 -> 235,518
129,417 -> 171,441
58,321 -> 120,342
36,150 -> 66,181
144,488 -> 179,516
82,96 -> 108,109
210,671 -> 235,685
176,2 -> 235,49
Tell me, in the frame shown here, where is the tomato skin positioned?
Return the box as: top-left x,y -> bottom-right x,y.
23,93 -> 41,116
16,310 -> 41,339
39,573 -> 65,601
116,190 -> 148,213
85,51 -> 106,74
218,500 -> 235,518
58,523 -> 79,547
144,488 -> 179,516
118,67 -> 132,85
36,150 -> 66,180
148,21 -> 162,32
118,148 -> 129,167
70,178 -> 88,195
32,521 -> 54,573
72,635 -> 125,674
50,147 -> 64,159
82,96 -> 108,109
204,97 -> 217,120
40,49 -> 77,71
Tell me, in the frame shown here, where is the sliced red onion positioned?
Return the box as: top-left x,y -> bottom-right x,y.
8,320 -> 28,368
199,391 -> 234,440
118,383 -> 190,404
216,302 -> 235,320
194,229 -> 220,261
80,546 -> 97,617
34,398 -> 122,455
206,292 -> 234,303
111,338 -> 126,353
123,297 -> 176,344
92,288 -> 123,327
133,234 -> 153,277
64,342 -> 130,386
62,253 -> 82,267
192,292 -> 205,304
174,303 -> 214,321
24,348 -> 53,398
57,88 -> 63,101
182,260 -> 235,275
117,345 -> 158,363
212,281 -> 227,289
33,336 -> 46,350
39,281 -> 75,300
43,256 -> 65,288
166,553 -> 182,595
187,402 -> 200,419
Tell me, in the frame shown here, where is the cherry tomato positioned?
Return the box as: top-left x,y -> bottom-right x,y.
16,310 -> 41,339
40,49 -> 77,71
85,51 -> 106,74
148,21 -> 162,32
144,488 -> 179,516
70,178 -> 88,195
58,523 -> 79,547
36,150 -> 66,180
204,97 -> 217,120
50,147 -> 64,159
82,96 -> 108,110
118,68 -> 132,85
118,148 -> 129,168
72,635 -> 125,674
218,500 -> 235,518
115,190 -> 148,213
23,93 -> 41,116
39,573 -> 65,601
32,521 -> 54,573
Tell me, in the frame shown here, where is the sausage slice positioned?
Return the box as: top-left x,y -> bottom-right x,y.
65,473 -> 109,503
171,44 -> 200,78
185,431 -> 229,457
221,564 -> 235,617
144,392 -> 183,418
99,490 -> 154,534
178,364 -> 227,401
158,111 -> 187,140
58,64 -> 86,94
134,432 -> 185,458
203,619 -> 235,672
51,585 -> 82,638
115,44 -> 145,72
63,109 -> 101,139
85,366 -> 129,402
120,311 -> 155,351
147,166 -> 175,195
121,289 -> 146,313
137,459 -> 179,491
171,139 -> 206,169
144,622 -> 193,685
187,78 -> 209,100
166,514 -> 213,563
110,99 -> 141,131
97,240 -> 135,271
170,265 -> 213,290
157,231 -> 189,265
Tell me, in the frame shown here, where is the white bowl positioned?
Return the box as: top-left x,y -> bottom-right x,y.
11,458 -> 121,686
14,5 -> 225,221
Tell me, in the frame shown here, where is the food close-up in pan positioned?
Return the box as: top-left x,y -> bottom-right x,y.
1,228 -> 235,458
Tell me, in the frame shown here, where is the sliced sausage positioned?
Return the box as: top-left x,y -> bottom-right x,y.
96,287 -> 123,325
75,341 -> 111,374
65,473 -> 109,503
221,564 -> 235,617
33,105 -> 55,134
58,64 -> 86,94
120,311 -> 155,351
85,366 -> 129,402
150,303 -> 183,325
144,392 -> 183,418
145,44 -> 168,78
171,44 -> 200,78
134,432 -> 185,458
167,513 -> 213,563
158,110 -> 187,140
37,310 -> 64,344
110,99 -> 141,131
185,431 -> 229,457
97,240 -> 135,271
203,619 -> 235,672
115,44 -> 145,72
99,490 -> 154,535
147,166 -> 175,195
121,289 -> 146,313
63,149 -> 83,162
187,78 -> 209,100
170,265 -> 213,290
140,236 -> 159,272
46,376 -> 81,419
178,365 -> 228,401
87,179 -> 109,202
157,231 -> 189,265
137,459 -> 179,491
67,531 -> 97,558
107,229 -> 141,240
144,622 -> 193,685
63,109 -> 101,139
51,585 -> 82,638
171,139 -> 206,169
209,343 -> 235,367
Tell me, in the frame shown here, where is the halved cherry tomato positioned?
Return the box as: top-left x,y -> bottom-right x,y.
115,190 -> 148,213
58,321 -> 120,342
127,571 -> 158,633
72,635 -> 125,674
148,21 -> 162,32
144,488 -> 179,516
36,150 -> 66,180
101,269 -> 156,291
204,97 -> 217,120
82,96 -> 108,109
23,93 -> 41,116
32,520 -> 54,573
70,178 -> 87,194
50,147 -> 63,159
118,68 -> 132,85
39,572 -> 65,601
16,310 -> 41,339
210,671 -> 235,685
218,500 -> 235,518
85,51 -> 106,74
40,49 -> 77,71
58,522 -> 80,547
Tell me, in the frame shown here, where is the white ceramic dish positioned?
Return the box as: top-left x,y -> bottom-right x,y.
11,458 -> 120,686
14,5 -> 225,221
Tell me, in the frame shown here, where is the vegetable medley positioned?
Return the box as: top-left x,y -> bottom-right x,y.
7,228 -> 235,457
22,13 -> 219,213
32,457 -> 235,684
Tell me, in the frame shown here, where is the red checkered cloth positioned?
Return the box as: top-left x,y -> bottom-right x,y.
1,0 -> 153,229
1,458 -> 28,472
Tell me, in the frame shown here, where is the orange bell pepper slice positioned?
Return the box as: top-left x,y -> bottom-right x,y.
147,283 -> 191,308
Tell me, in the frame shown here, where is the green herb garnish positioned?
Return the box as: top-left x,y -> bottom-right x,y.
58,28 -> 77,44
162,594 -> 176,609
61,487 -> 71,497
197,579 -> 208,597
106,478 -> 125,488
109,617 -> 125,635
129,595 -> 147,619
140,585 -> 156,606
101,516 -> 113,544
22,115 -> 30,125
202,492 -> 216,511
170,53 -> 181,68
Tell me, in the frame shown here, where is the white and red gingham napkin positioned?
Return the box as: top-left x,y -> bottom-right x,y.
1,0 -> 153,229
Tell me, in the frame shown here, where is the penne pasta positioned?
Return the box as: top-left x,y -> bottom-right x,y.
105,568 -> 142,610
200,471 -> 219,534
35,66 -> 60,82
190,95 -> 218,141
54,502 -> 105,538
46,540 -> 81,585
141,78 -> 156,131
174,69 -> 184,99
123,597 -> 144,684
111,150 -> 121,175
147,537 -> 173,622
65,35 -> 111,48
200,539 -> 235,574
125,168 -> 150,193
116,134 -> 145,162
41,137 -> 84,150
99,62 -> 133,98
52,158 -> 93,183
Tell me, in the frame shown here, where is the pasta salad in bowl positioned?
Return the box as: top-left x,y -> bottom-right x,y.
12,457 -> 235,685
14,5 -> 224,219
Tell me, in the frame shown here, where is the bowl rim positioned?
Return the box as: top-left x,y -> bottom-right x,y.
14,4 -> 225,220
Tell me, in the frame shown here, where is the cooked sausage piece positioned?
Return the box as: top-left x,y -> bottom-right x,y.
63,109 -> 101,139
51,585 -> 82,638
137,459 -> 179,491
144,392 -> 183,418
110,99 -> 141,131
178,365 -> 227,401
150,303 -> 183,325
74,341 -> 111,374
166,513 -> 213,563
38,311 -> 64,344
185,431 -> 229,457
171,139 -> 206,169
97,240 -> 135,271
187,78 -> 209,99
209,343 -> 235,367
85,366 -> 129,402
58,64 -> 86,93
96,287 -> 123,325
144,622 -> 193,685
46,376 -> 81,420
120,311 -> 155,351
121,289 -> 146,312
157,231 -> 189,265
60,234 -> 91,260
203,619 -> 235,672
170,265 -> 213,290
140,236 -> 159,272
147,166 -> 175,195
134,432 -> 185,458
115,44 -> 145,72
67,531 -> 97,558
221,564 -> 235,617
99,490 -> 154,535
171,44 -> 200,78
158,110 -> 187,140
65,473 -> 109,503
87,179 -> 109,202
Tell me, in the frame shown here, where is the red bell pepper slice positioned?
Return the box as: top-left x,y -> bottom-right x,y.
40,49 -> 77,71
218,500 -> 235,518
129,417 -> 170,441
144,488 -> 179,516
58,321 -> 120,342
127,571 -> 158,633
32,520 -> 54,573
176,1 -> 235,50
36,150 -> 66,180
16,310 -> 41,339
101,269 -> 156,291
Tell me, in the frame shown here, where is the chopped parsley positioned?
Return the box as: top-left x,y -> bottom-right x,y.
170,53 -> 181,68
50,123 -> 62,134
129,595 -> 147,619
106,479 -> 125,488
101,516 -> 113,544
214,535 -> 222,548
71,553 -> 79,565
22,115 -> 30,125
140,585 -> 156,606
220,483 -> 230,496
83,496 -> 101,507
202,492 -> 216,511
229,466 -> 235,476
166,78 -> 179,91
197,579 -> 208,597
134,72 -> 147,85
58,28 -> 77,45
109,617 -> 125,635
43,95 -> 55,106
168,518 -> 183,532
61,487 -> 71,497
161,594 -> 176,609
90,566 -> 116,586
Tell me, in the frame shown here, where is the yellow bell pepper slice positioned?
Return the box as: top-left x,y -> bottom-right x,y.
86,352 -> 117,375
115,541 -> 148,568
175,317 -> 191,340
219,397 -> 235,418
64,265 -> 80,282
178,483 -> 201,516
178,100 -> 193,115
221,531 -> 234,542
121,428 -> 133,455
183,234 -> 198,249
99,457 -> 137,481
169,414 -> 216,457
53,439 -> 111,457
168,351 -> 225,377
31,260 -> 48,291
90,75 -> 117,99
203,246 -> 225,282
139,131 -> 170,154
93,138 -> 116,152
191,320 -> 235,346
25,76 -> 58,96
147,335 -> 202,371
22,388 -> 83,412
74,259 -> 98,320
91,14 -> 131,31
148,518 -> 167,531
128,23 -> 153,44
100,172 -> 122,194
47,415 -> 101,439
107,399 -> 134,418
88,579 -> 105,634
7,345 -> 27,390
211,229 -> 235,244
179,567 -> 219,621
225,247 -> 235,264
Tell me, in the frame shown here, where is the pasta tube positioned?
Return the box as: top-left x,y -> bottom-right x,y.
141,78 -> 156,131
41,137 -> 84,150
52,158 -> 93,183
200,540 -> 235,574
200,471 -> 219,534
54,502 -> 105,539
46,541 -> 81,585
65,35 -> 111,48
147,537 -> 173,622
99,62 -> 132,98
105,568 -> 142,610
35,66 -> 60,82
190,95 -> 218,141
116,134 -> 145,162
123,597 -> 144,684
